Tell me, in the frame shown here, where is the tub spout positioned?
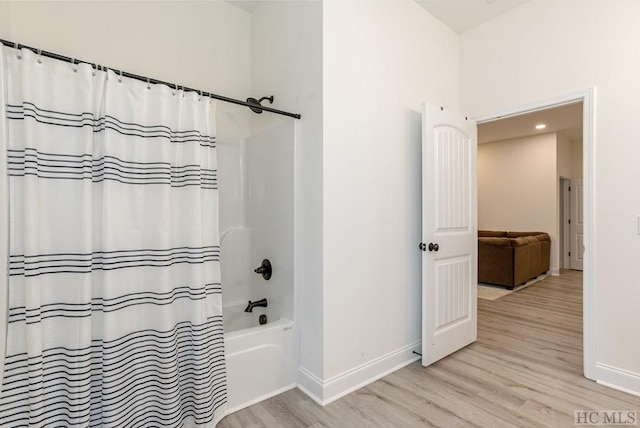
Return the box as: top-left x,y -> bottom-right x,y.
244,298 -> 268,313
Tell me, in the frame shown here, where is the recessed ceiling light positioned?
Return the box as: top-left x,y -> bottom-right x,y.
535,124 -> 546,130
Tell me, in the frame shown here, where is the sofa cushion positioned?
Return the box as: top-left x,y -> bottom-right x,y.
510,236 -> 532,247
478,239 -> 514,287
479,230 -> 508,237
533,233 -> 551,243
478,237 -> 511,247
507,231 -> 545,238
478,230 -> 551,288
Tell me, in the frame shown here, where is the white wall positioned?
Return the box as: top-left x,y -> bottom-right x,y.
478,133 -> 559,272
321,0 -> 458,399
1,1 -> 250,100
0,2 -> 8,34
461,0 -> 640,392
250,0 -> 324,382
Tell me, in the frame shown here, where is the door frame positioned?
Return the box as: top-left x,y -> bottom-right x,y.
473,87 -> 596,380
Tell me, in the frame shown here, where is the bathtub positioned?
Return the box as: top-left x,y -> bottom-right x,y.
223,301 -> 269,333
224,316 -> 297,414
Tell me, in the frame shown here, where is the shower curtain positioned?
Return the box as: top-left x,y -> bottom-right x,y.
0,46 -> 227,427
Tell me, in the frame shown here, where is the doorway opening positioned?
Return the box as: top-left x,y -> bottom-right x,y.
474,88 -> 595,379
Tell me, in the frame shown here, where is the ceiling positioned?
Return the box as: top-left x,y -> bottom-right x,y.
414,0 -> 531,34
226,0 -> 260,13
225,1 -> 577,143
478,102 -> 583,144
228,0 -> 532,33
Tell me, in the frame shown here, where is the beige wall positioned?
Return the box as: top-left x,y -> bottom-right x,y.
556,133 -> 574,179
572,138 -> 583,179
556,132 -> 579,271
461,0 -> 640,390
478,133 -> 559,272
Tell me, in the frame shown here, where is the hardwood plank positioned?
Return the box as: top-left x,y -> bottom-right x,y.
219,270 -> 640,427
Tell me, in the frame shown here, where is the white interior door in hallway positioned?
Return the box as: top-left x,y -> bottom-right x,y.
570,178 -> 584,271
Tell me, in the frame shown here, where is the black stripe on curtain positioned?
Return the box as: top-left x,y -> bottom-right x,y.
8,283 -> 223,324
7,148 -> 218,189
9,246 -> 221,277
1,316 -> 227,427
7,103 -> 216,148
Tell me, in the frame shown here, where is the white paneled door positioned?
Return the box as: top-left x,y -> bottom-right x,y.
570,178 -> 584,271
421,103 -> 477,366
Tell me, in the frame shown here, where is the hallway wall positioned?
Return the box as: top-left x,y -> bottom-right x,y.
478,133 -> 559,272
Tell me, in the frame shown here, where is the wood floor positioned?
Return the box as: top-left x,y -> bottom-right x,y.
218,270 -> 640,427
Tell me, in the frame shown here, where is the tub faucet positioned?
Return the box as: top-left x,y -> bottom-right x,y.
244,298 -> 268,313
254,259 -> 272,280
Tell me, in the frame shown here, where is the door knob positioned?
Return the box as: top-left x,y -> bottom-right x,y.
428,243 -> 439,252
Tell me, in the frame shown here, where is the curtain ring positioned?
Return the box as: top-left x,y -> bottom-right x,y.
118,70 -> 123,83
36,49 -> 42,64
14,42 -> 22,59
198,90 -> 202,102
91,63 -> 97,77
146,77 -> 151,90
71,58 -> 78,73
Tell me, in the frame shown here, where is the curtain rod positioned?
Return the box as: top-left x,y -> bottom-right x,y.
0,38 -> 301,120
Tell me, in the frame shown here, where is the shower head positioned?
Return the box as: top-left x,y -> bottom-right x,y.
246,95 -> 274,114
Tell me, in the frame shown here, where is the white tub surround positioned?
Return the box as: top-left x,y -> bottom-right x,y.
224,318 -> 297,414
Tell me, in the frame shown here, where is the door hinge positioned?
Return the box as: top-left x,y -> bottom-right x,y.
568,219 -> 571,224
569,251 -> 571,257
569,186 -> 571,191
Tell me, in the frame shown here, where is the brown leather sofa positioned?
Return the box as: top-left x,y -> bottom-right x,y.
478,230 -> 551,289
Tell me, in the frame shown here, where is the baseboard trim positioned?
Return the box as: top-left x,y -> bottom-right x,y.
595,362 -> 640,397
298,341 -> 421,406
297,366 -> 325,406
